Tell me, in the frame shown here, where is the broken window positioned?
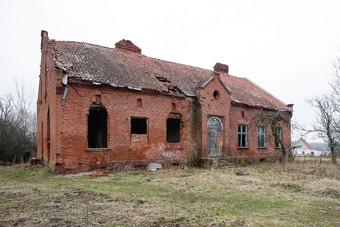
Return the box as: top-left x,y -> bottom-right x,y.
88,105 -> 107,148
238,125 -> 248,148
131,118 -> 147,134
167,118 -> 180,143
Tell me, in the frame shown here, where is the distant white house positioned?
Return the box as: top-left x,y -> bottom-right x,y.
293,138 -> 323,156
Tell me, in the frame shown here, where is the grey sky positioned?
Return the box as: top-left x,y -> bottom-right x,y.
1,0 -> 340,140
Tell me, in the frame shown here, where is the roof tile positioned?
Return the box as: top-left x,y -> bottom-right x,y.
53,40 -> 291,111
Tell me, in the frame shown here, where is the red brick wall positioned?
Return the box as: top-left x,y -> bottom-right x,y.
55,84 -> 194,172
228,105 -> 291,160
196,73 -> 291,161
197,74 -> 231,157
37,32 -> 62,169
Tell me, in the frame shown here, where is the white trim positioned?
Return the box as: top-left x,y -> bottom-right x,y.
207,116 -> 223,129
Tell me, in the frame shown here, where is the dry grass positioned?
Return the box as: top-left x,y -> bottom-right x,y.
0,161 -> 339,226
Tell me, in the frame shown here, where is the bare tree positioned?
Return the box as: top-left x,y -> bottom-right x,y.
330,57 -> 340,134
253,110 -> 292,171
303,59 -> 340,164
309,95 -> 339,164
0,80 -> 36,164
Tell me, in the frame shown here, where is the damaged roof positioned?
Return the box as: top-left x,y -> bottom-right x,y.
51,39 -> 291,111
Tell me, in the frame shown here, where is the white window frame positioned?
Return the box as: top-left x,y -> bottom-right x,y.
274,127 -> 282,148
238,125 -> 248,148
257,126 -> 266,148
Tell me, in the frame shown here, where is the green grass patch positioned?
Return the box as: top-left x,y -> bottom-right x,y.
0,162 -> 339,226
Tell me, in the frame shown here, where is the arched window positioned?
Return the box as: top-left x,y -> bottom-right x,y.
88,104 -> 107,148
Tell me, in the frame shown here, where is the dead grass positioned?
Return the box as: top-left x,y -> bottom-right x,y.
0,161 -> 339,226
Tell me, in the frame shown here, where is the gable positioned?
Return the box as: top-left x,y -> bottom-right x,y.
199,73 -> 231,95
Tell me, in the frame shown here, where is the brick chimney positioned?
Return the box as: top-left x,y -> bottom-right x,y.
115,39 -> 141,54
40,30 -> 49,52
214,63 -> 229,74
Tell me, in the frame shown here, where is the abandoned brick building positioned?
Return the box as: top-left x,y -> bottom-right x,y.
37,31 -> 293,172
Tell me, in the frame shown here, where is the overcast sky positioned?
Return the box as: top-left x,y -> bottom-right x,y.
1,0 -> 340,140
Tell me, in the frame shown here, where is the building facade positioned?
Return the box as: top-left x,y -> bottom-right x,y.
293,138 -> 323,156
37,31 -> 293,173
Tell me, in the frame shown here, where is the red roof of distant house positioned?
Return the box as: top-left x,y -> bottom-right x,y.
52,40 -> 291,111
299,138 -> 312,150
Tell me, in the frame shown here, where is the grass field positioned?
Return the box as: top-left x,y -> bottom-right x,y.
0,161 -> 339,226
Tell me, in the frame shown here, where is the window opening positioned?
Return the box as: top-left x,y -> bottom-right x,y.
238,125 -> 248,148
167,118 -> 181,143
88,105 -> 107,148
131,118 -> 147,134
257,126 -> 266,148
213,90 -> 220,100
274,127 -> 282,148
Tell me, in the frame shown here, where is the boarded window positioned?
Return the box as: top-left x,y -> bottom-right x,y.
274,127 -> 282,148
167,118 -> 180,143
238,125 -> 248,148
88,105 -> 107,148
131,118 -> 147,134
257,126 -> 266,148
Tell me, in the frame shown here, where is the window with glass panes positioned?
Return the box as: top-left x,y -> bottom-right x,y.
257,126 -> 266,148
274,127 -> 282,148
238,125 -> 248,148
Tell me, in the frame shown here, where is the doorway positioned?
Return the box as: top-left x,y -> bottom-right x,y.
207,117 -> 223,156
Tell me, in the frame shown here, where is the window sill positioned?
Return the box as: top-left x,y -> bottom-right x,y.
166,143 -> 182,149
258,147 -> 267,150
237,147 -> 249,150
86,148 -> 110,152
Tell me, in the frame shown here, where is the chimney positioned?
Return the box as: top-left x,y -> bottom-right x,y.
40,30 -> 49,50
287,104 -> 294,109
115,39 -> 141,54
214,63 -> 229,74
